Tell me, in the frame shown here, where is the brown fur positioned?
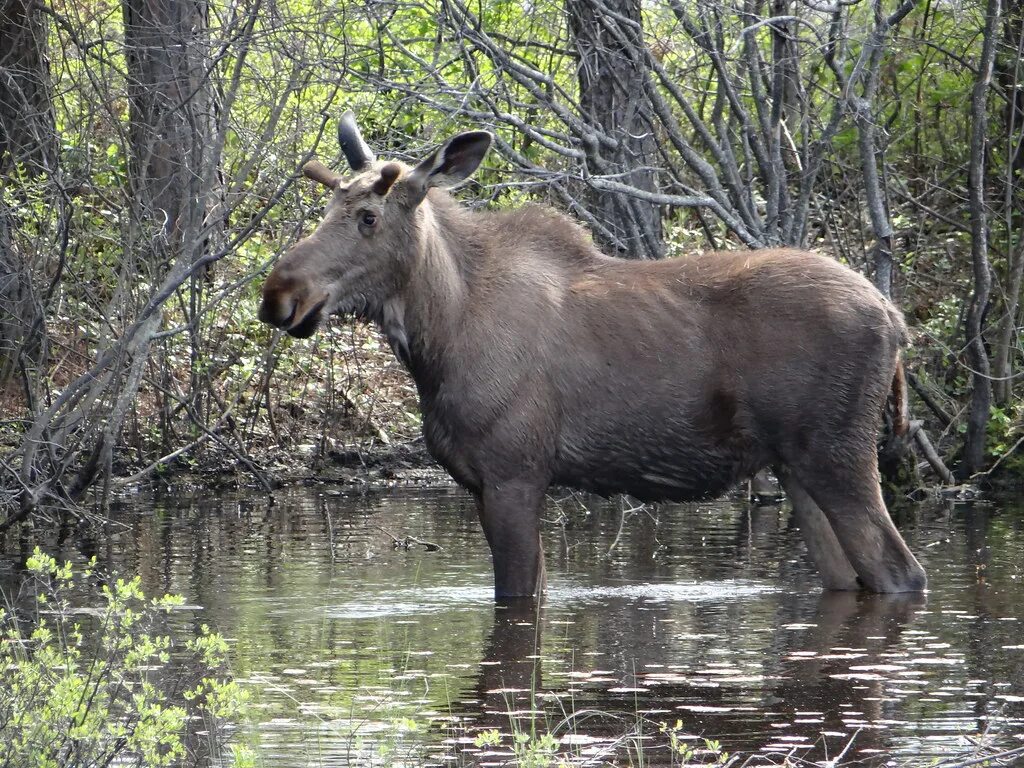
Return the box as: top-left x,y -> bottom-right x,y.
260,123 -> 927,598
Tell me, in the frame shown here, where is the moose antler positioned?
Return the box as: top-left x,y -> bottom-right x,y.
372,163 -> 402,196
302,160 -> 341,188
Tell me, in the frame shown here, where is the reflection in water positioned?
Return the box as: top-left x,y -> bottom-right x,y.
475,599 -> 543,709
2,488 -> 1023,765
461,584 -> 933,763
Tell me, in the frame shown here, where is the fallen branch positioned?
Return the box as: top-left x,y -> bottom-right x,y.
375,525 -> 442,552
908,371 -> 954,427
908,420 -> 956,485
932,744 -> 1024,768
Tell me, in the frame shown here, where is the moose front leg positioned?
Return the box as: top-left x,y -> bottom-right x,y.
480,480 -> 547,598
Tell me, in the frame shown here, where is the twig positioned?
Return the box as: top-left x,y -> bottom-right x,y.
607,500 -> 646,555
341,389 -> 391,446
931,744 -> 1024,768
830,729 -> 860,764
325,507 -> 336,563
375,525 -> 441,552
978,432 -> 1024,478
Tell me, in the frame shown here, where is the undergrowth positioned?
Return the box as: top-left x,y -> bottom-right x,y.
0,550 -> 254,767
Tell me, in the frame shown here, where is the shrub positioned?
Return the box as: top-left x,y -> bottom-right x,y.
0,548 -> 253,767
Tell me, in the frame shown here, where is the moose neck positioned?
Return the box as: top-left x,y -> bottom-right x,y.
396,194 -> 477,389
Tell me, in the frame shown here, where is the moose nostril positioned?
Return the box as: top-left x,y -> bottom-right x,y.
281,301 -> 297,328
258,296 -> 297,328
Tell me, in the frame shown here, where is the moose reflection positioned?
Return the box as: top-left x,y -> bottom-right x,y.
453,589 -> 927,763
259,112 -> 926,598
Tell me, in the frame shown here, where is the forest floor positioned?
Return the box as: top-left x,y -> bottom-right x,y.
212,320 -> 453,492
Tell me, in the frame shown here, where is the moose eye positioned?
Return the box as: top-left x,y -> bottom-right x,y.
359,210 -> 378,231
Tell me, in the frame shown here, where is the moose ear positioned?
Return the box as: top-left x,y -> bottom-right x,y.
406,131 -> 492,203
338,110 -> 376,171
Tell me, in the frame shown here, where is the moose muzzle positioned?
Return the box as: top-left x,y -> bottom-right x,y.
258,270 -> 330,339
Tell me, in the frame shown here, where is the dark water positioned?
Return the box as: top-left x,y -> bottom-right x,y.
3,486 -> 1024,766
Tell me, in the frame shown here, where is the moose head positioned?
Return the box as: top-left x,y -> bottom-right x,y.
258,111 -> 492,340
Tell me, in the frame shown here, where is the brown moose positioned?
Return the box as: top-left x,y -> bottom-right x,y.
259,112 -> 927,598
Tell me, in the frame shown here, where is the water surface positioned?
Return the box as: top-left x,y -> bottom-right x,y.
3,486 -> 1023,765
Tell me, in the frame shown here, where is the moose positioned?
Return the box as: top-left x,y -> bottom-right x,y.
259,112 -> 927,598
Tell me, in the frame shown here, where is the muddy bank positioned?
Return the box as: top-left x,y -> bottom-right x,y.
120,438 -> 452,497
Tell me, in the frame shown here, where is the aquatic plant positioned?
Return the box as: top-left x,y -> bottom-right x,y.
0,548 -> 254,767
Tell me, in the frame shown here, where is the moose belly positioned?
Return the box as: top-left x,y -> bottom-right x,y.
554,430 -> 753,503
564,466 -> 738,502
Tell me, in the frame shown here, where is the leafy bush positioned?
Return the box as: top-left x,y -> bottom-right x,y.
0,549 -> 253,768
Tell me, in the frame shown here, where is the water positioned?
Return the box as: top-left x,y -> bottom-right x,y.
3,485 -> 1024,765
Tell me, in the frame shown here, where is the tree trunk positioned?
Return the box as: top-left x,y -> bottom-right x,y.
0,199 -> 41,386
566,0 -> 663,259
961,0 -> 1001,478
123,0 -> 212,253
0,0 -> 56,175
854,1 -> 896,299
991,4 -> 1023,406
0,0 -> 55,386
123,0 -> 217,426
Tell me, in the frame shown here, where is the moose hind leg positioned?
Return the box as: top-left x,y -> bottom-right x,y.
480,479 -> 547,599
778,468 -> 859,591
795,464 -> 926,593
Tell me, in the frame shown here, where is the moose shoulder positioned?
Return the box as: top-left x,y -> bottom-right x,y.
259,112 -> 927,599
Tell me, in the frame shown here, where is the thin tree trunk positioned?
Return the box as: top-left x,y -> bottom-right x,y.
962,0 -> 1001,477
991,5 -> 1023,406
854,0 -> 896,299
566,0 -> 663,259
0,0 -> 56,175
992,242 -> 1024,406
0,0 -> 55,386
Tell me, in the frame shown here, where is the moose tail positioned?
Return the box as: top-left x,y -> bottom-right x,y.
890,358 -> 910,437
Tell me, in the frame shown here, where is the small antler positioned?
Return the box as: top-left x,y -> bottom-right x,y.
303,160 -> 341,188
372,163 -> 402,196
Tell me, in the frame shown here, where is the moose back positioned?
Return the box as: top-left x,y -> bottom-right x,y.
258,112 -> 927,598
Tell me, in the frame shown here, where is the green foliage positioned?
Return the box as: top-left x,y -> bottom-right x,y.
659,720 -> 730,766
470,727 -> 562,767
473,727 -> 503,747
512,730 -> 562,767
0,549 -> 251,768
466,718 -> 734,766
988,402 -> 1024,470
